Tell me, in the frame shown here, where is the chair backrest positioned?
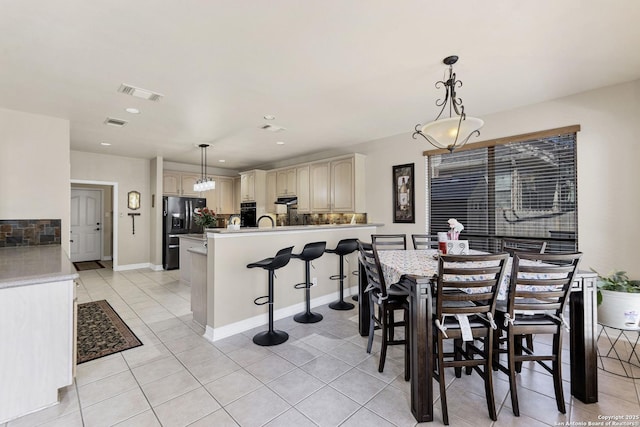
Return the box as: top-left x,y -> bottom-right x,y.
506,252 -> 582,317
435,253 -> 509,319
271,246 -> 294,270
371,234 -> 407,250
412,234 -> 439,250
358,240 -> 388,299
501,238 -> 547,256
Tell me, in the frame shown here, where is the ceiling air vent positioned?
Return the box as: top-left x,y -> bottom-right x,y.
118,84 -> 164,101
104,117 -> 128,127
261,123 -> 286,132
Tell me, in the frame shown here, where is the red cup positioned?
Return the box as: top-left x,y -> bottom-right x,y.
438,241 -> 447,254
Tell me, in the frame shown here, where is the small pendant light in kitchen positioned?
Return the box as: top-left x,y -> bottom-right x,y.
194,144 -> 215,192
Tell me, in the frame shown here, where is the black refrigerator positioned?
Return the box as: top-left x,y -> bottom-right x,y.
163,196 -> 207,270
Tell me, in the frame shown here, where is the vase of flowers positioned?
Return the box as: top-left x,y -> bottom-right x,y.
194,207 -> 217,228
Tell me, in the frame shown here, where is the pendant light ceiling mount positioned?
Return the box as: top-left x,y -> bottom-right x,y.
194,143 -> 215,192
412,55 -> 483,153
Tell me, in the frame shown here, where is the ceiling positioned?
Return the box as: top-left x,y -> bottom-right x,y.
2,1 -> 640,171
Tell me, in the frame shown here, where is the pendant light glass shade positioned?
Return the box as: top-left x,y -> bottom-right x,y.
194,144 -> 215,192
413,55 -> 483,153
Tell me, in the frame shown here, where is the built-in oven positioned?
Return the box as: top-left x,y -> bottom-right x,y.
240,202 -> 257,227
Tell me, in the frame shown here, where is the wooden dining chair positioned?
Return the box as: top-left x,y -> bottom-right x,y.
493,252 -> 582,417
411,234 -> 439,250
371,234 -> 407,250
433,253 -> 509,425
501,238 -> 547,256
358,240 -> 409,380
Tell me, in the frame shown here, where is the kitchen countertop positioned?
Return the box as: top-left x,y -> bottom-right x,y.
178,234 -> 208,240
205,223 -> 382,235
0,246 -> 79,290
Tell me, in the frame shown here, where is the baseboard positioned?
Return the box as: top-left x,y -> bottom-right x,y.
113,262 -> 151,272
203,285 -> 358,342
149,264 -> 164,272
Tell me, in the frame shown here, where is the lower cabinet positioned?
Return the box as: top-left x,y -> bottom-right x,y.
0,279 -> 74,423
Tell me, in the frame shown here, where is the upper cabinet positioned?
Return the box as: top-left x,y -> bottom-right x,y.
205,177 -> 235,215
296,165 -> 310,213
309,154 -> 365,213
265,171 -> 277,213
164,170 -> 236,214
240,170 -> 267,213
163,171 -> 202,197
276,168 -> 296,197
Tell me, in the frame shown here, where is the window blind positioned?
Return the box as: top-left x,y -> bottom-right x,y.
427,131 -> 578,253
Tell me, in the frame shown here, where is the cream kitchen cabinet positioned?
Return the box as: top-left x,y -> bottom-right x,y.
233,177 -> 241,214
309,154 -> 365,213
296,164 -> 310,212
276,168 -> 296,197
266,171 -> 277,213
205,177 -> 235,214
163,170 -> 201,197
240,169 -> 267,213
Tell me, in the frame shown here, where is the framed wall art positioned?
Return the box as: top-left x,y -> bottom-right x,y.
393,163 -> 415,223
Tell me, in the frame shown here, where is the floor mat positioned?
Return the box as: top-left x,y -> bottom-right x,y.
76,300 -> 142,364
73,260 -> 105,271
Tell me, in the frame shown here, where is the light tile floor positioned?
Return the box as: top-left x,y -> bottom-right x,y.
6,264 -> 640,426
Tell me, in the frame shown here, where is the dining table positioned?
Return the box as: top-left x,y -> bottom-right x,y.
356,249 -> 599,423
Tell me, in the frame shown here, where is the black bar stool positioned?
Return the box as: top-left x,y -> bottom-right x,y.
325,238 -> 359,310
247,246 -> 294,346
292,241 -> 326,323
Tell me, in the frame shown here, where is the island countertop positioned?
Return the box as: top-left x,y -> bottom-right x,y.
0,246 -> 79,290
205,223 -> 383,236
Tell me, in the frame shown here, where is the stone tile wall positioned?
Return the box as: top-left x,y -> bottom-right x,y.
0,219 -> 61,247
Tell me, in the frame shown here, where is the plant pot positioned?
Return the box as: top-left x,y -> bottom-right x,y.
598,289 -> 640,329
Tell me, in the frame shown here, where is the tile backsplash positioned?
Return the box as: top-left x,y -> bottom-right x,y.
0,219 -> 61,247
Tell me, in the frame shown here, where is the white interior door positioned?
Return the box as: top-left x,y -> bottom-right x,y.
70,189 -> 102,262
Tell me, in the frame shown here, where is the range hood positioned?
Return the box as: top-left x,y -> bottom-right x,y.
274,196 -> 298,205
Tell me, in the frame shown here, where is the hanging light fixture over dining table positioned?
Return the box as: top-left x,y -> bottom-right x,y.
413,55 -> 483,153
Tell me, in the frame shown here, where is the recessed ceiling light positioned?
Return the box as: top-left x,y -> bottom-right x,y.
263,114 -> 276,120
276,141 -> 285,145
125,107 -> 140,114
218,159 -> 226,163
100,142 -> 111,146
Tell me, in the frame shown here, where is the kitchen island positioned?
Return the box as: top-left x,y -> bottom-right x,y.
202,224 -> 379,342
0,246 -> 78,423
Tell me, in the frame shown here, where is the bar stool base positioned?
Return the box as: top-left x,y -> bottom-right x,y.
253,330 -> 289,346
329,300 -> 355,311
294,311 -> 323,324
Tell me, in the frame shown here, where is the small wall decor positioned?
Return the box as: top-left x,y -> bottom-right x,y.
127,191 -> 141,210
393,163 -> 415,223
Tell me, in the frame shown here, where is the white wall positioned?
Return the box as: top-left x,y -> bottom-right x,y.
71,151 -> 150,267
358,79 -> 640,278
0,108 -> 71,253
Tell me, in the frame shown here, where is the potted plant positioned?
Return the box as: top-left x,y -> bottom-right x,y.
593,269 -> 640,329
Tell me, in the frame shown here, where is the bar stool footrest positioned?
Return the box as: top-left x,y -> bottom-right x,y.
329,274 -> 346,281
294,282 -> 311,290
254,295 -> 270,306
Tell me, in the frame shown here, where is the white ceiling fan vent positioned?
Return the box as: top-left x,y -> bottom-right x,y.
118,84 -> 164,101
261,123 -> 286,132
104,117 -> 128,127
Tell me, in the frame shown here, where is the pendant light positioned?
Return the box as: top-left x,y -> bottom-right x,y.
194,144 -> 215,192
413,55 -> 483,153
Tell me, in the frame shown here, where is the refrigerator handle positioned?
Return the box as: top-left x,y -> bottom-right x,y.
186,199 -> 192,231
163,197 -> 168,216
